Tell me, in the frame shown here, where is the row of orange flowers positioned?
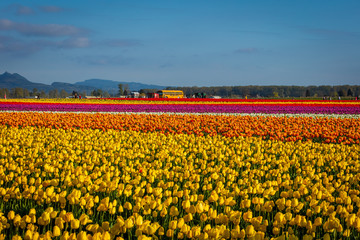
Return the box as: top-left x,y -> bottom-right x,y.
0,112 -> 359,144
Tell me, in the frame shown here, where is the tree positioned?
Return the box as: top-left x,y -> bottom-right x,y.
1,88 -> 9,98
91,89 -> 103,97
39,90 -> 47,98
347,88 -> 353,96
338,89 -> 345,97
23,89 -> 30,98
31,88 -> 38,97
49,89 -> 60,98
80,91 -> 87,98
118,84 -> 124,96
60,90 -> 68,98
11,87 -> 24,98
0,88 -> 9,98
102,91 -> 110,98
305,89 -> 310,97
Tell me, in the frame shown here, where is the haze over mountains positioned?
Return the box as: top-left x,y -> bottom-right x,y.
0,72 -> 168,94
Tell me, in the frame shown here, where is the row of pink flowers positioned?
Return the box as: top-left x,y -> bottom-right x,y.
1,101 -> 359,114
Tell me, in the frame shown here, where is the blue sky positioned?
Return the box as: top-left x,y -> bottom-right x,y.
0,1 -> 359,87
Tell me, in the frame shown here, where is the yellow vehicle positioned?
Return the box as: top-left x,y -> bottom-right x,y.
157,90 -> 184,98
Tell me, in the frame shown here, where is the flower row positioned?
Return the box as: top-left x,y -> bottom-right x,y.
0,112 -> 359,144
0,125 -> 359,239
1,102 -> 360,114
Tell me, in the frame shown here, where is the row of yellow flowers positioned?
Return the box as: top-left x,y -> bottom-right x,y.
0,114 -> 360,239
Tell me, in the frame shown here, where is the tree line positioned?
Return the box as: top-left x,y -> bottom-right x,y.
169,85 -> 360,98
2,85 -> 360,99
0,88 -> 113,99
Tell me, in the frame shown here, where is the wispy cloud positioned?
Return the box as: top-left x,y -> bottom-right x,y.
58,37 -> 90,48
0,19 -> 86,37
0,18 -> 142,56
301,26 -> 360,38
159,63 -> 174,68
5,4 -> 35,15
3,4 -> 66,15
0,35 -> 42,56
234,48 -> 258,54
103,39 -> 142,47
76,55 -> 133,65
0,35 -> 90,56
39,5 -> 65,13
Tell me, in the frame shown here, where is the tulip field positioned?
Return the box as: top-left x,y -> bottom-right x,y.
0,98 -> 360,240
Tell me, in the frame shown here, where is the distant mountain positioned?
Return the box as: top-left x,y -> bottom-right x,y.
0,72 -> 53,92
51,82 -> 95,94
74,79 -> 168,94
0,72 -> 168,95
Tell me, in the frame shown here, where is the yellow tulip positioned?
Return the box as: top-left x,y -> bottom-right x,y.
60,231 -> 70,240
189,205 -> 196,214
102,232 -> 111,240
13,214 -> 22,227
76,231 -> 87,240
102,221 -> 110,231
92,232 -> 102,240
24,230 -> 33,240
272,227 -> 280,235
29,209 -> 36,216
303,234 -> 313,240
158,226 -> 165,236
63,212 -> 74,223
135,215 -> 143,226
166,229 -> 174,238
246,225 -> 256,237
70,219 -> 80,229
196,201 -> 205,213
79,213 -> 91,226
313,217 -> 322,227
323,233 -> 331,240
86,224 -> 99,234
46,186 -> 54,197
169,206 -> 179,216
255,231 -> 265,240
169,220 -> 177,230
7,211 -> 15,220
53,225 -> 61,237
50,211 -> 58,219
184,213 -> 193,222
146,224 -> 157,235
243,210 -> 253,222
124,218 -> 134,229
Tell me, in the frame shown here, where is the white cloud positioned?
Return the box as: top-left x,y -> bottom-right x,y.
58,37 -> 90,48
